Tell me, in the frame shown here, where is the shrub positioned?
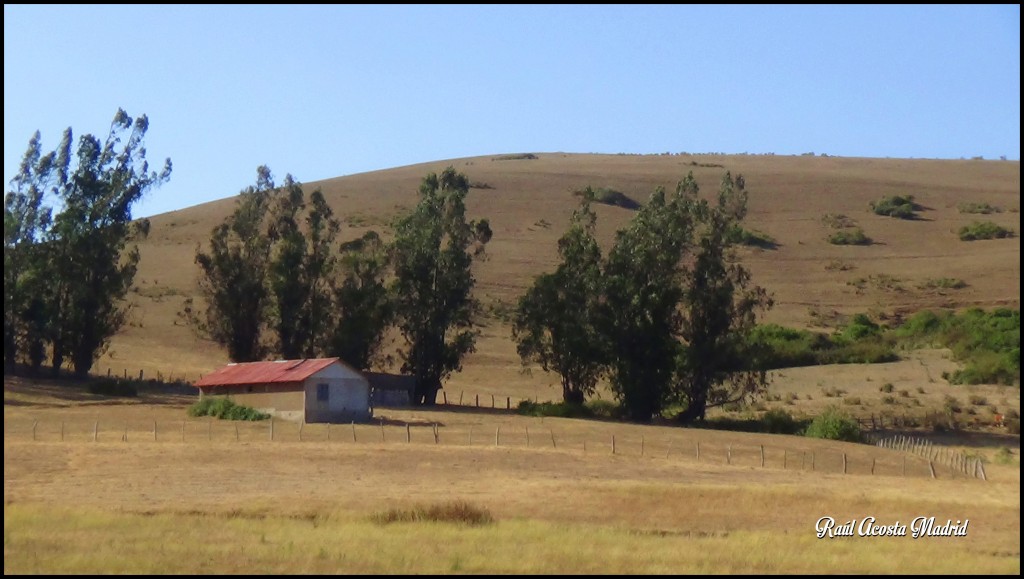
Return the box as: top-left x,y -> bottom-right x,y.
917,278 -> 968,290
993,447 -> 1015,465
870,195 -> 921,219
372,501 -> 494,526
898,389 -> 910,398
942,395 -> 961,415
585,399 -> 620,418
957,202 -> 1002,215
761,408 -> 805,434
958,221 -> 1014,241
879,383 -> 894,393
804,406 -> 862,442
491,153 -> 537,161
827,228 -> 871,245
188,397 -> 270,421
843,396 -> 862,406
575,186 -> 641,210
821,213 -> 857,229
881,395 -> 896,405
727,225 -> 778,249
968,394 -> 988,406
87,379 -> 138,397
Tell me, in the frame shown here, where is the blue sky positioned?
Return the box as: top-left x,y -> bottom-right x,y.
4,5 -> 1020,218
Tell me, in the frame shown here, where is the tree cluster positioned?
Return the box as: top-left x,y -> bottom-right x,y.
4,109 -> 171,378
184,166 -> 490,406
513,172 -> 773,423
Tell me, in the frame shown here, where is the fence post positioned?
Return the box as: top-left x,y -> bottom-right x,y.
666,441 -> 672,458
495,426 -> 500,446
526,425 -> 530,448
475,394 -> 479,408
491,394 -> 495,408
760,445 -> 765,467
153,420 -> 157,442
550,429 -> 556,449
327,423 -> 331,441
351,421 -> 356,443
978,461 -> 987,481
871,458 -> 876,475
380,419 -> 385,442
32,420 -> 38,441
727,445 -> 732,465
270,417 -> 274,441
459,391 -> 464,405
123,422 -> 129,443
443,391 -> 448,405
95,421 -> 100,442
433,423 -> 439,444
811,452 -> 815,471
783,449 -> 787,469
235,423 -> 239,442
507,397 -> 510,410
928,461 -> 936,479
843,453 -> 847,474
696,441 -> 700,462
612,435 -> 616,455
139,369 -> 144,380
406,423 -> 411,443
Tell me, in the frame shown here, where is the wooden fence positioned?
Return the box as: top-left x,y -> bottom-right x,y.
864,432 -> 987,481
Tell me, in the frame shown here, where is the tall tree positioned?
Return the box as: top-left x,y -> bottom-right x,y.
329,230 -> 393,370
44,110 -> 171,377
4,132 -> 54,374
187,166 -> 274,362
512,196 -> 606,405
673,172 -> 773,422
600,180 -> 695,422
266,181 -> 340,359
391,167 -> 491,405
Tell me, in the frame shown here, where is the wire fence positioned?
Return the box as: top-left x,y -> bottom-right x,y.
4,415 -> 987,482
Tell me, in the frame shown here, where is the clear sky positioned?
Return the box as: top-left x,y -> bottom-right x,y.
4,5 -> 1020,218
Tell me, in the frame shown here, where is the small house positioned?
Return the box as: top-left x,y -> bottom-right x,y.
194,357 -> 371,422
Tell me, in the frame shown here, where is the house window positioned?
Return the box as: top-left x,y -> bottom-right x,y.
317,383 -> 329,402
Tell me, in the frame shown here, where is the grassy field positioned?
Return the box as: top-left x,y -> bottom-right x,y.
4,378 -> 1021,574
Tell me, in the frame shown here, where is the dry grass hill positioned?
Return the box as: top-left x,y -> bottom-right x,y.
110,153 -> 1019,392
5,153 -> 1021,574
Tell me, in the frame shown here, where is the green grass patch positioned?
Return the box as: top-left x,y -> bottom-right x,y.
188,397 -> 270,421
821,213 -> 858,229
917,277 -> 967,290
492,153 -> 538,161
958,221 -> 1014,241
747,317 -> 897,371
517,399 -> 620,419
691,408 -> 809,435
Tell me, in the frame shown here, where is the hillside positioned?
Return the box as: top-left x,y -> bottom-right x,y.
108,153 -> 1020,397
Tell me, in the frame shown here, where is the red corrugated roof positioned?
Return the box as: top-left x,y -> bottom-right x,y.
195,358 -> 342,387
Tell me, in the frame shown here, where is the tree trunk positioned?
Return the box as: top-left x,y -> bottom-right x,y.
414,376 -> 441,406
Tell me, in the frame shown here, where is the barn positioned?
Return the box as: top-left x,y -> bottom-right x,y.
194,357 -> 371,423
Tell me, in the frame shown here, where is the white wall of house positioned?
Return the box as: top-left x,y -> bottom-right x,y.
303,362 -> 371,422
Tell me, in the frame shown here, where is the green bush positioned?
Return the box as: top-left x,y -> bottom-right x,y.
804,406 -> 862,442
894,308 -> 1019,385
188,397 -> 270,421
87,379 -> 138,397
821,213 -> 857,229
870,195 -> 921,219
958,221 -> 1014,241
827,228 -> 871,245
879,383 -> 894,393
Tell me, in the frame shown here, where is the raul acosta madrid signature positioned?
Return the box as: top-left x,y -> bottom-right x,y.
816,516 -> 969,539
